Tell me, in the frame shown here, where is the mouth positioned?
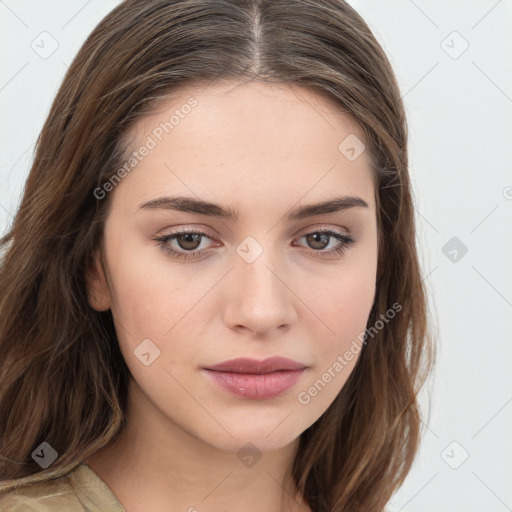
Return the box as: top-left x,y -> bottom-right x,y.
202,356 -> 308,400
203,356 -> 307,374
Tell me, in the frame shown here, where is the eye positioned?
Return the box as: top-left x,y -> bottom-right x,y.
152,228 -> 218,261
152,227 -> 355,261
293,229 -> 355,258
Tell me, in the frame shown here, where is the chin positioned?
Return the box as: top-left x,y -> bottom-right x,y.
195,420 -> 303,455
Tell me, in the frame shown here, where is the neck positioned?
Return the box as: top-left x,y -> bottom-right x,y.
86,378 -> 311,512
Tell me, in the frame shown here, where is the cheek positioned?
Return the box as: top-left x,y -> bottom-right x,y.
294,260 -> 375,412
298,254 -> 375,411
104,237 -> 215,365
105,253 -> 202,404
303,254 -> 377,352
302,287 -> 372,387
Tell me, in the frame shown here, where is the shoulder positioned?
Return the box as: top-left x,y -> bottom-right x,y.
0,463 -> 126,512
0,472 -> 83,511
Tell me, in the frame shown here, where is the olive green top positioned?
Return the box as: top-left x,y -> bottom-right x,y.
0,463 -> 126,511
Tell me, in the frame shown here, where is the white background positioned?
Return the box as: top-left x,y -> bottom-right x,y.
1,1 -> 511,511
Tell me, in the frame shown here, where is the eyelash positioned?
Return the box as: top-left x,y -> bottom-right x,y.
152,227 -> 355,261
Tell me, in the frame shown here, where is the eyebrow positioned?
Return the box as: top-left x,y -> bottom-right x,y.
138,195 -> 368,221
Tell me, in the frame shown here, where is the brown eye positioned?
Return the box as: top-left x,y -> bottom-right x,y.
305,232 -> 331,250
152,229 -> 217,261
295,229 -> 355,258
174,232 -> 203,251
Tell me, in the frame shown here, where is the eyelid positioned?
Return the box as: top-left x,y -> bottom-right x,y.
159,226 -> 220,242
158,223 -> 351,239
153,223 -> 356,262
295,223 -> 351,237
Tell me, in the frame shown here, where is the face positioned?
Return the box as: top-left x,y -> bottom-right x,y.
87,80 -> 378,454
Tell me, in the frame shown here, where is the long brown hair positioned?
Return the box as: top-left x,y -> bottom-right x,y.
0,0 -> 436,510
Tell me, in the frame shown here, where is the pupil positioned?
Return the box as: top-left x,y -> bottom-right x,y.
308,233 -> 328,249
179,233 -> 201,250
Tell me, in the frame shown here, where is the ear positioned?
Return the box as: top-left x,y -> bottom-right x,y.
85,249 -> 112,311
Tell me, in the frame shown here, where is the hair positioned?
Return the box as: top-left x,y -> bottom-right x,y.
0,0 -> 436,510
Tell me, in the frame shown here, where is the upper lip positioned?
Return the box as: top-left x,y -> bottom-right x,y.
204,356 -> 307,374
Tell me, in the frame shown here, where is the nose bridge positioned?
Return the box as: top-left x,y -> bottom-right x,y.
236,234 -> 284,301
224,233 -> 296,332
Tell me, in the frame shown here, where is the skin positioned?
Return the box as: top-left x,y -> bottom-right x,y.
85,80 -> 378,512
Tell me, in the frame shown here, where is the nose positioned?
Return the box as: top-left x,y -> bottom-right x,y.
222,247 -> 298,337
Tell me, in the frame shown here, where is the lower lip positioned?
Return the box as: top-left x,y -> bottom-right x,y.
202,369 -> 306,400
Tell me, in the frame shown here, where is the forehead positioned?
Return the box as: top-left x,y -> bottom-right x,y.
113,80 -> 376,215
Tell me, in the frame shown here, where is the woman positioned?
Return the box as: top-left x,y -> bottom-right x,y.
0,0 -> 435,510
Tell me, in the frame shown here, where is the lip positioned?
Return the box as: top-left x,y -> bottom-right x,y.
204,356 -> 307,374
202,357 -> 308,400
